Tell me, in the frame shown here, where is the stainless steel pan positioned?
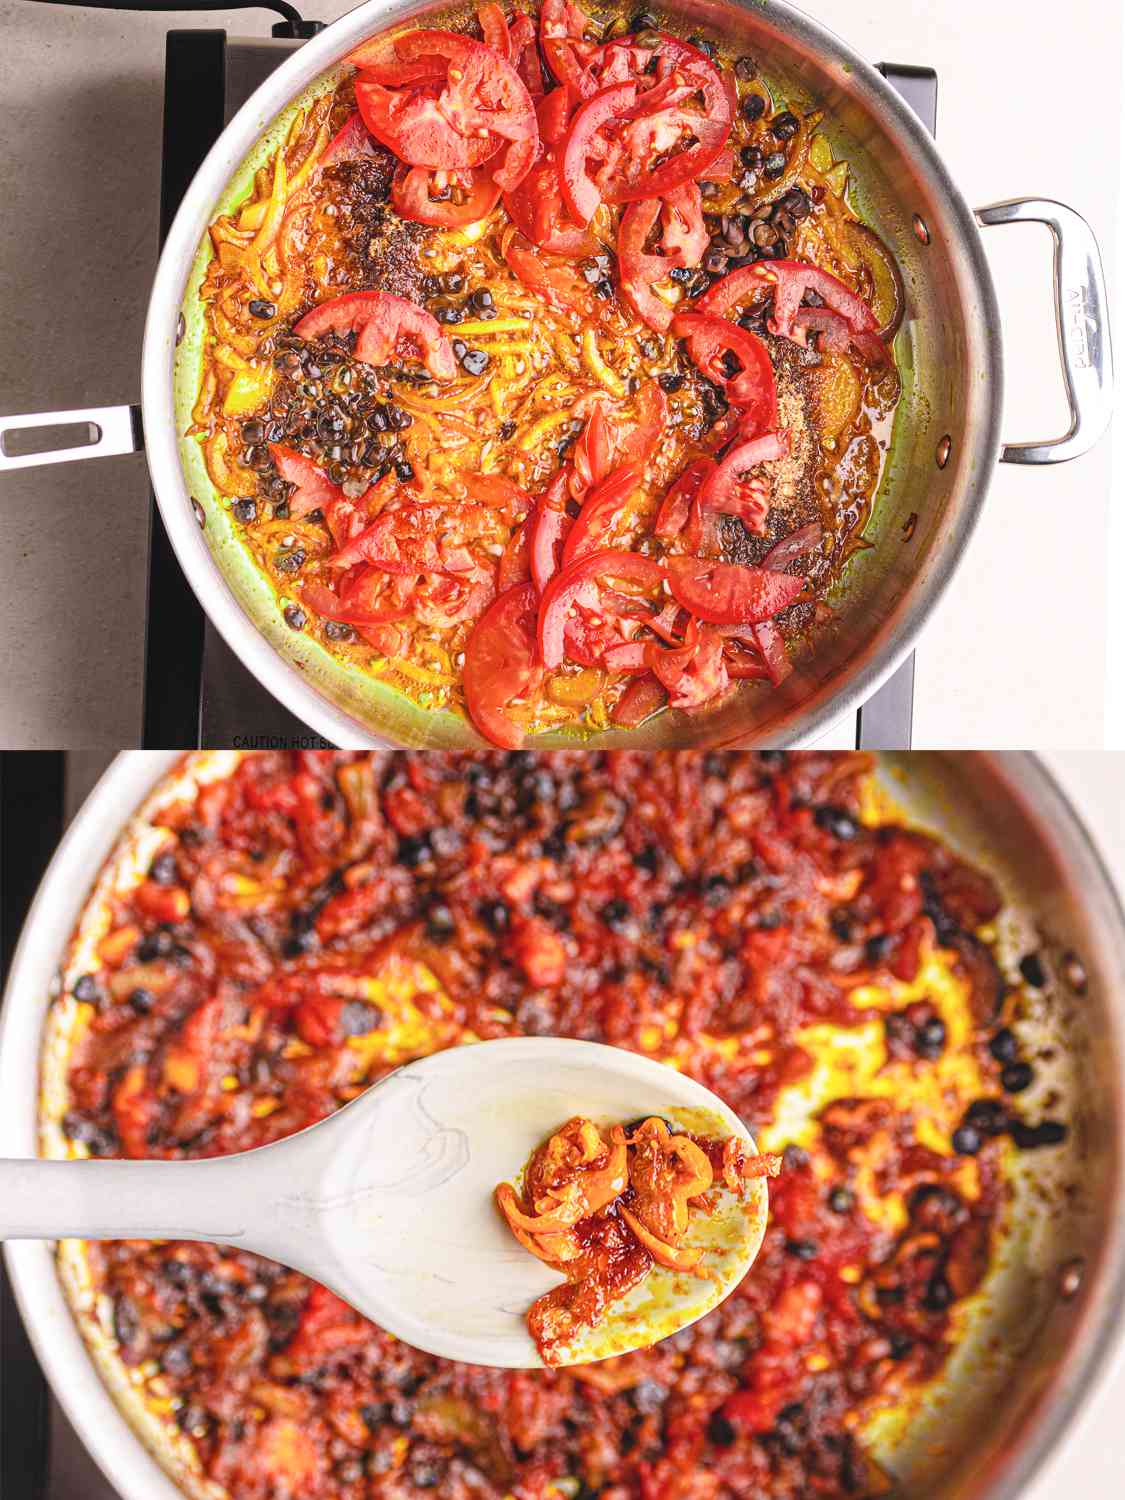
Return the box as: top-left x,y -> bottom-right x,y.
0,2 -> 1114,748
1,752 -> 1124,1500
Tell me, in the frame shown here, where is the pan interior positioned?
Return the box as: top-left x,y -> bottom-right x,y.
32,752 -> 1122,1500
171,0 -> 998,748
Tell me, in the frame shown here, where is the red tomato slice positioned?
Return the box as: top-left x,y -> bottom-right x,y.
496,517 -> 533,589
476,2 -> 511,56
294,290 -> 456,382
663,556 -> 804,624
653,457 -> 713,543
560,80 -> 637,225
391,163 -> 502,227
463,472 -> 534,521
346,34 -> 447,86
509,13 -> 545,99
618,184 -> 707,332
750,619 -> 793,685
268,446 -> 342,518
463,582 -> 541,749
609,379 -> 667,469
302,574 -> 412,627
699,259 -> 882,352
355,79 -> 500,169
698,430 -> 788,535
529,469 -> 572,592
571,402 -> 612,493
504,234 -> 606,318
538,83 -> 577,145
397,30 -> 537,146
504,147 -> 600,255
540,0 -> 600,97
646,619 -> 730,709
596,37 -> 733,203
611,671 -> 667,725
320,111 -> 380,167
538,549 -> 663,668
671,311 -> 778,433
561,463 -> 640,566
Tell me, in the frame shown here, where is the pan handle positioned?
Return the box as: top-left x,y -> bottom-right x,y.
976,198 -> 1113,465
0,404 -> 143,472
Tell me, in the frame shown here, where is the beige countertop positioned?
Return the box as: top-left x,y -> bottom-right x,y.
0,0 -> 1119,747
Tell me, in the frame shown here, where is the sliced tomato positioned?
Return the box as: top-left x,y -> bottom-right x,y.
355,79 -> 501,169
538,549 -> 663,668
540,0 -> 600,97
663,556 -> 804,625
596,37 -> 733,203
504,234 -> 606,318
561,463 -> 640,565
538,83 -> 578,145
618,187 -> 706,332
699,259 -> 882,350
653,457 -> 713,544
646,619 -> 730,709
268,446 -> 341,519
560,80 -> 638,225
529,469 -> 572,592
397,31 -> 537,145
392,163 -> 502,227
294,290 -> 456,381
611,671 -> 667,726
698,430 -> 788,534
660,181 -> 708,265
504,147 -> 599,255
497,517 -> 533,589
463,472 -> 533,521
476,2 -> 511,56
671,311 -> 778,432
412,570 -> 495,628
346,33 -> 447,86
463,582 -> 541,749
302,573 -> 412,627
572,402 -> 612,493
320,111 -> 380,167
610,379 -> 667,469
510,13 -> 545,99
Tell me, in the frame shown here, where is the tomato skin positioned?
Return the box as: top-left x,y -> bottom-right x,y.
560,80 -> 638,225
463,582 -> 541,749
672,311 -> 778,432
663,556 -> 804,624
611,379 -> 667,470
646,618 -> 730,709
504,235 -> 606,319
496,518 -> 533,590
653,457 -> 713,545
301,577 -> 411,627
699,259 -> 883,356
538,549 -> 663,668
476,2 -> 510,56
539,0 -> 600,97
320,111 -> 380,167
355,79 -> 500,169
561,462 -> 640,566
618,189 -> 706,332
698,430 -> 789,535
504,148 -> 600,255
268,446 -> 342,519
509,13 -> 545,99
391,163 -> 501,226
750,619 -> 793,684
294,290 -> 456,382
529,470 -> 572,593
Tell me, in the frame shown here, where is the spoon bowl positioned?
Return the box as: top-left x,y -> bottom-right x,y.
0,1038 -> 769,1367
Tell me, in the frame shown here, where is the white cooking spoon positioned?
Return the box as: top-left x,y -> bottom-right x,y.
0,1037 -> 769,1367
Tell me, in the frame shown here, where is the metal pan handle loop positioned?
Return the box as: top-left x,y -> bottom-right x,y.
0,405 -> 143,473
977,198 -> 1113,465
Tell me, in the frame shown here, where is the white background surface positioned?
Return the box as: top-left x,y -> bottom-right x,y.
0,0 -> 1120,747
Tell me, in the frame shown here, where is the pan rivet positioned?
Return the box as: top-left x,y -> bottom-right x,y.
912,214 -> 931,245
936,434 -> 952,468
1061,951 -> 1088,994
190,496 -> 206,530
176,313 -> 186,347
1058,1258 -> 1084,1299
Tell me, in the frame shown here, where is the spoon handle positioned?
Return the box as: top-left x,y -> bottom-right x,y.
0,1156 -> 255,1244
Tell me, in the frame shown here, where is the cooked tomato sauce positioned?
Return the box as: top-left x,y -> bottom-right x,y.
59,751 -> 1062,1500
191,4 -> 902,747
497,1115 -> 780,1363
